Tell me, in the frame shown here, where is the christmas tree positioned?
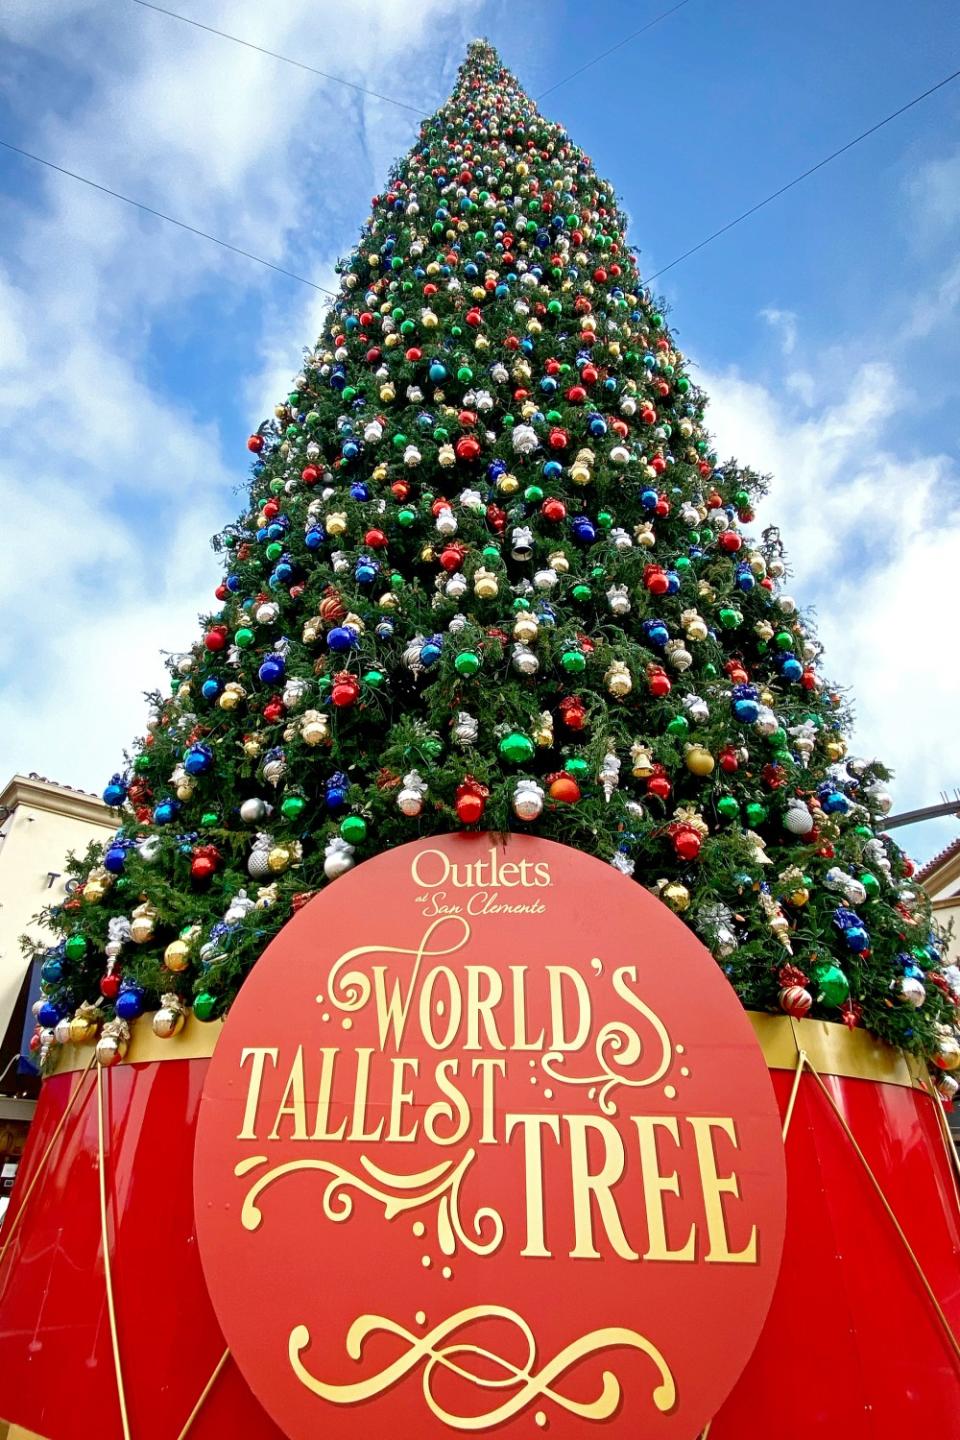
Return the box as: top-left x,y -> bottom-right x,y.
34,40 -> 959,1080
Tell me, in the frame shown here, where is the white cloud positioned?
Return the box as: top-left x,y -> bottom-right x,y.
907,147 -> 960,244
0,0 -> 480,796
701,356 -> 960,862
760,306 -> 797,356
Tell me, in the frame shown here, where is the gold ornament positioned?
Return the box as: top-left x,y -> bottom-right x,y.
152,994 -> 186,1039
267,845 -> 293,873
513,613 -> 539,644
69,1005 -> 99,1045
219,681 -> 246,709
662,881 -> 691,912
547,551 -> 569,574
631,742 -> 654,779
605,660 -> 633,698
301,710 -> 330,746
533,711 -> 554,747
96,1019 -> 130,1068
473,567 -> 499,599
325,511 -> 348,536
163,939 -> 191,973
684,744 -> 715,777
824,738 -> 847,761
83,867 -> 112,905
130,900 -> 158,945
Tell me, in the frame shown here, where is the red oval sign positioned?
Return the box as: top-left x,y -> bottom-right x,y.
195,834 -> 786,1439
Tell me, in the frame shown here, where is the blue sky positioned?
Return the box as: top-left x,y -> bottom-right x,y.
1,0 -> 958,863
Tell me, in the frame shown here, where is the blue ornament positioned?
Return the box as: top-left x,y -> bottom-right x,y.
665,571 -> 680,595
735,566 -> 755,593
37,999 -> 62,1027
327,626 -> 359,653
104,842 -> 128,874
570,515 -> 597,545
350,482 -> 370,501
820,787 -> 849,814
542,460 -> 562,480
201,677 -> 222,701
258,653 -> 285,684
429,360 -> 447,383
643,618 -> 669,649
305,527 -> 324,550
325,772 -> 350,811
781,656 -> 803,683
375,619 -> 395,640
184,743 -> 214,776
116,985 -> 145,1021
355,558 -> 379,585
40,955 -> 64,984
641,488 -> 659,511
420,637 -> 443,667
588,413 -> 608,437
153,798 -> 179,825
102,774 -> 127,808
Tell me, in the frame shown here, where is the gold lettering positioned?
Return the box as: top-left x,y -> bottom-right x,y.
465,966 -> 505,1050
505,1112 -> 560,1256
387,1057 -> 420,1142
347,1048 -> 384,1142
566,1115 -> 639,1260
237,1046 -> 278,1139
420,965 -> 462,1049
632,1116 -> 696,1261
510,967 -> 545,1050
268,1046 -> 308,1141
548,966 -> 591,1051
424,1059 -> 470,1145
411,848 -> 449,888
471,1057 -> 507,1143
372,966 -> 418,1050
688,1117 -> 757,1263
311,1048 -> 347,1141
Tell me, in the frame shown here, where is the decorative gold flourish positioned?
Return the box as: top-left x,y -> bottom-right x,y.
325,914 -> 471,1016
541,989 -> 672,1115
288,1305 -> 675,1429
236,1148 -> 502,1257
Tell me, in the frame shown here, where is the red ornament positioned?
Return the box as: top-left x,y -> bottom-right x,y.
246,434 -> 264,453
541,497 -> 567,522
455,777 -> 489,825
404,347 -> 422,363
671,824 -> 703,861
647,665 -> 671,698
440,543 -> 468,572
365,528 -> 388,549
204,626 -> 228,652
558,695 -> 587,731
455,435 -> 481,462
549,774 -> 581,804
643,564 -> 669,596
262,699 -> 285,725
465,308 -> 482,328
331,672 -> 361,708
99,972 -> 121,1001
725,660 -> 749,684
779,985 -> 813,1018
647,770 -> 672,801
299,465 -> 318,486
719,530 -> 743,553
548,427 -> 568,450
390,481 -> 411,501
566,385 -> 587,404
191,845 -> 222,881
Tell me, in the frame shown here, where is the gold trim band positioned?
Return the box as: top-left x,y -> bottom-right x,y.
46,1010 -> 926,1089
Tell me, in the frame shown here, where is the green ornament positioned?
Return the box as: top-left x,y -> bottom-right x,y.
390,572 -> 404,590
269,477 -> 285,493
564,757 -> 589,778
423,738 -> 443,760
281,795 -> 306,820
363,669 -> 385,688
597,510 -> 613,529
666,715 -> 689,736
455,650 -> 481,677
717,796 -> 740,820
745,802 -> 768,826
861,871 -> 880,898
235,627 -> 254,648
775,631 -> 793,651
64,935 -> 87,961
814,963 -> 850,1008
718,607 -> 742,630
133,754 -> 150,773
397,508 -> 416,527
561,648 -> 586,674
392,432 -> 409,449
340,815 -> 368,844
193,992 -> 218,1022
650,312 -> 664,328
675,555 -> 691,570
342,386 -> 357,403
456,365 -> 474,383
499,731 -> 535,764
547,299 -> 562,315
482,544 -> 501,562
702,663 -> 718,678
524,485 -> 544,503
201,810 -> 218,827
571,584 -> 592,602
265,541 -> 283,562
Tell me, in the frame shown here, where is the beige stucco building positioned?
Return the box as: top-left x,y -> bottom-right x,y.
0,773 -> 115,1049
919,836 -> 960,966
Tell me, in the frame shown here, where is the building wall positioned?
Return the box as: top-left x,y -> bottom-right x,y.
0,775 -> 116,1042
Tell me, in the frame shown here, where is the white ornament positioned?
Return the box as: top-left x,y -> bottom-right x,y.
513,778 -> 544,821
397,771 -> 427,817
324,838 -> 356,880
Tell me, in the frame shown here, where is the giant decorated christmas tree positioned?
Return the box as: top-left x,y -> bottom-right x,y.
34,39 -> 959,1084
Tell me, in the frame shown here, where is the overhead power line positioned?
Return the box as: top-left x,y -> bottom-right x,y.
645,65 -> 960,282
129,0 -> 427,115
535,0 -> 695,99
0,138 -> 338,295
